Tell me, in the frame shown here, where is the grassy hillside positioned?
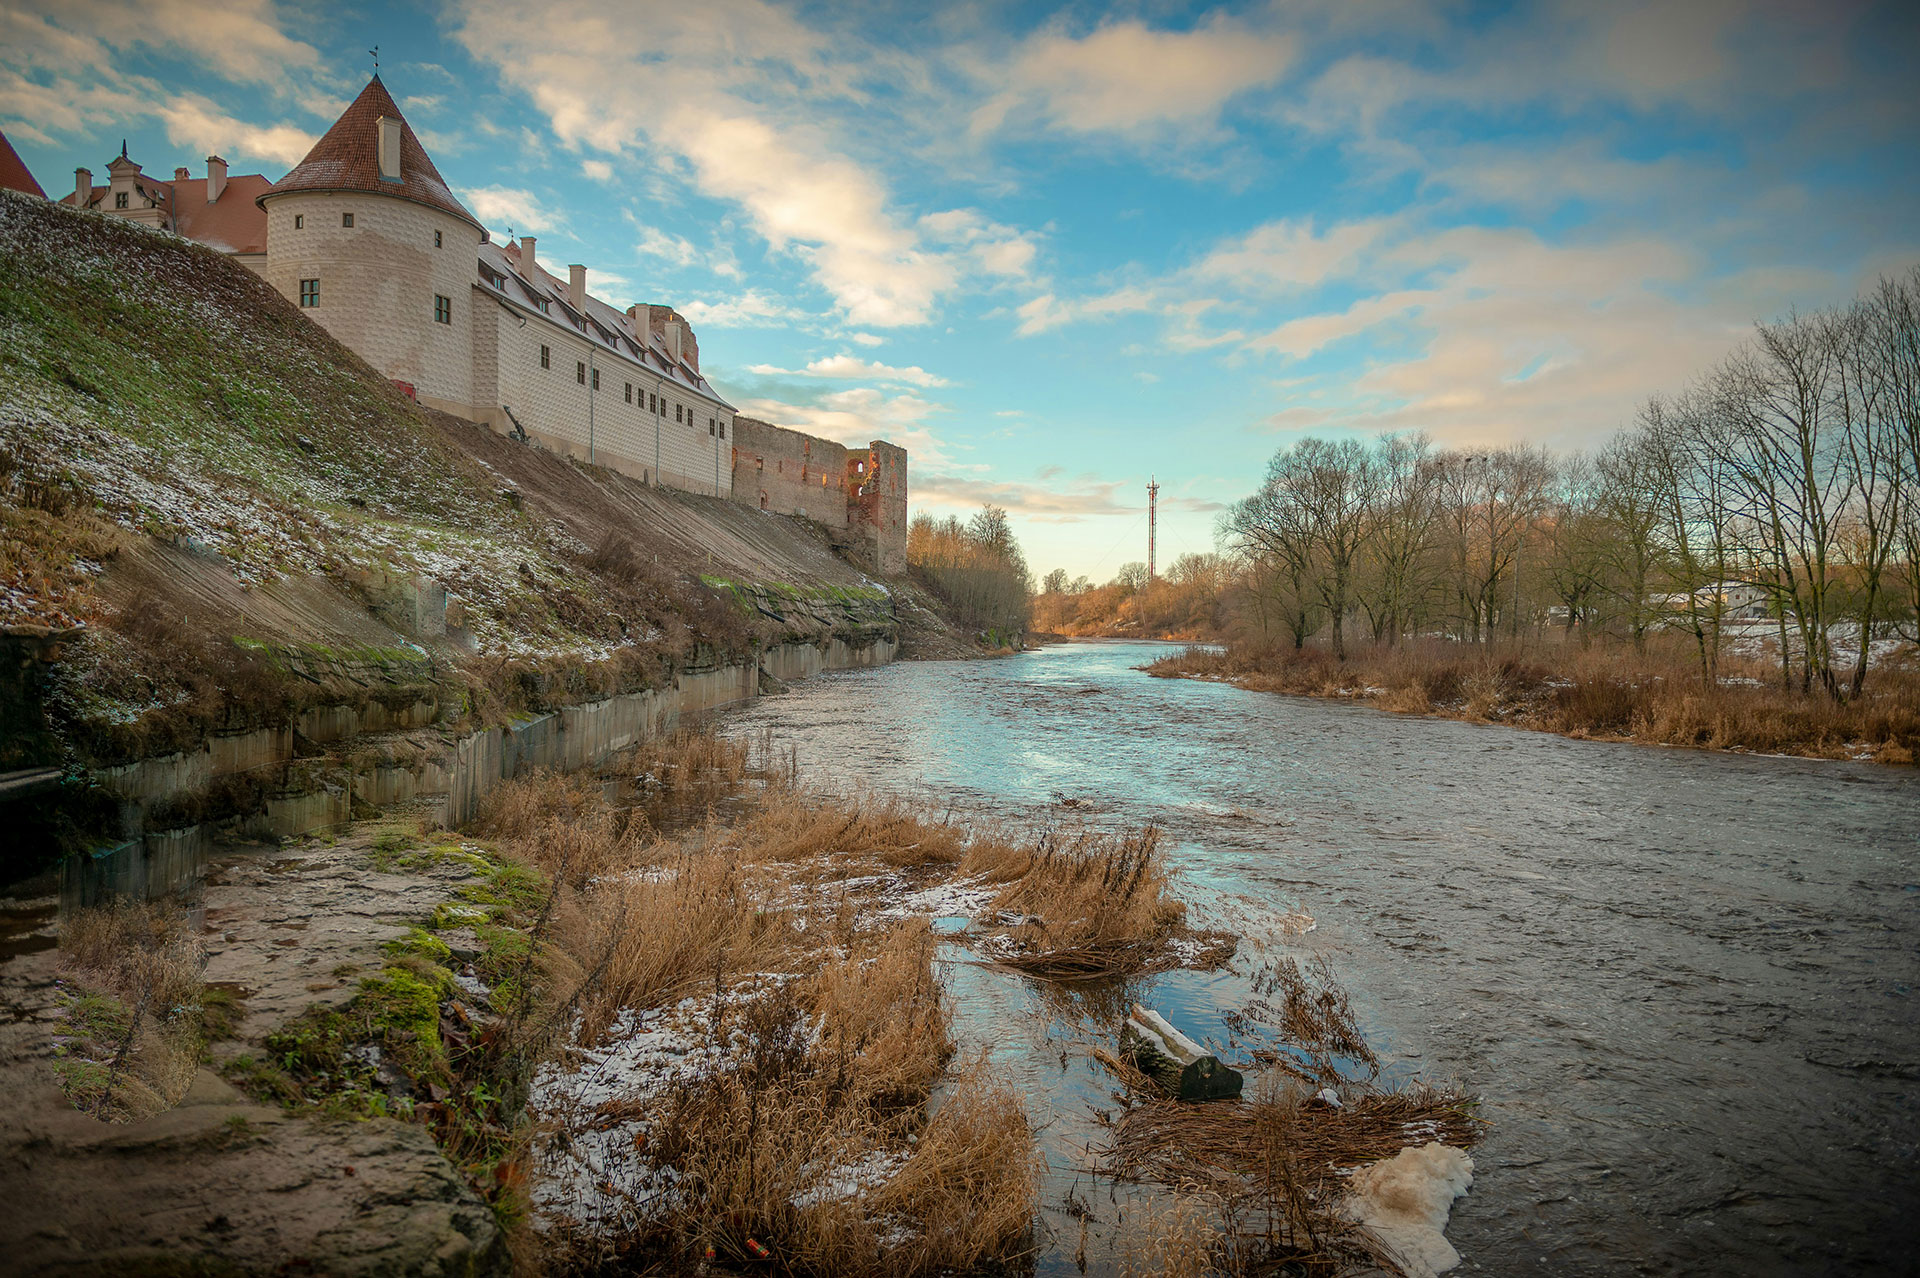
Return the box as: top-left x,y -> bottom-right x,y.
0,191 -> 893,776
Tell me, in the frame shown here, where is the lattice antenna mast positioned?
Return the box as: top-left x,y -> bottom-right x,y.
1147,477 -> 1160,579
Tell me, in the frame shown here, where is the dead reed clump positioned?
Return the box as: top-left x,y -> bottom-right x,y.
554,847 -> 799,1045
552,944 -> 1037,1276
1222,956 -> 1380,1090
1100,1079 -> 1484,1278
971,825 -> 1202,980
719,793 -> 971,873
54,901 -> 208,1121
628,725 -> 756,796
1114,1193 -> 1218,1278
810,921 -> 953,1112
868,1065 -> 1042,1273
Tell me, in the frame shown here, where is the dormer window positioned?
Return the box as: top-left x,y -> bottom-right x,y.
115,192 -> 128,209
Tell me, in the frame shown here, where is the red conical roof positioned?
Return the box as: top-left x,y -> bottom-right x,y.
261,76 -> 481,231
0,129 -> 46,199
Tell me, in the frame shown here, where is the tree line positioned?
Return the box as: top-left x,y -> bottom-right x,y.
908,506 -> 1033,643
1180,268 -> 1918,701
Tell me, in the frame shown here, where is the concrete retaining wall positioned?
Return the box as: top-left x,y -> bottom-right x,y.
65,636 -> 893,909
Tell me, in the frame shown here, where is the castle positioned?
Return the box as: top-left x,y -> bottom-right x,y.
37,78 -> 906,574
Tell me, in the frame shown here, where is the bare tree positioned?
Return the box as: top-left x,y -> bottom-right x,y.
1360,432 -> 1445,645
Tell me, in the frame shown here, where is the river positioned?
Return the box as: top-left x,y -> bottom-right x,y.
722,639 -> 1920,1276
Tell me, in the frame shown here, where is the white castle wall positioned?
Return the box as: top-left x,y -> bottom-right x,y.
261,191 -> 482,411
476,287 -> 733,496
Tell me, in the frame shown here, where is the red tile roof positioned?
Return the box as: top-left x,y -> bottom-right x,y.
263,75 -> 481,232
175,174 -> 272,255
0,130 -> 47,199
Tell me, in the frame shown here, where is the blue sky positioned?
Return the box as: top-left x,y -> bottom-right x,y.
5,1 -> 1917,580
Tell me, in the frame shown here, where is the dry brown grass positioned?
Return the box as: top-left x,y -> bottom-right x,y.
1152,636 -> 1920,762
964,825 -> 1230,980
476,746 -> 1045,1275
55,901 -> 208,1121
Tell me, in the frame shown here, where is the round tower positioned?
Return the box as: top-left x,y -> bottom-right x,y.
260,76 -> 485,416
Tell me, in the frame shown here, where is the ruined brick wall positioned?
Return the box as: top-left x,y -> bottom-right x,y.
729,417 -> 852,528
849,440 -> 907,575
644,304 -> 700,372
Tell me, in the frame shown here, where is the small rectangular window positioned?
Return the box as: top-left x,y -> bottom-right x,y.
294,214 -> 303,229
675,404 -> 683,422
708,419 -> 715,437
591,368 -> 600,391
649,393 -> 657,413
434,230 -> 443,248
115,192 -> 128,209
298,278 -> 319,307
624,383 -> 632,404
434,294 -> 451,325
539,345 -> 550,369
719,420 -> 726,439
577,361 -> 587,385
342,212 -> 354,228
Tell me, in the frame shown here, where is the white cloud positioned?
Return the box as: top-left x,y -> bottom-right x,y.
447,0 -> 1039,328
157,97 -> 315,166
678,290 -> 806,328
461,185 -> 566,235
1192,217 -> 1396,294
975,15 -> 1296,140
7,0 -> 323,90
1014,287 -> 1155,336
581,158 -> 613,181
848,332 -> 884,347
745,354 -> 949,388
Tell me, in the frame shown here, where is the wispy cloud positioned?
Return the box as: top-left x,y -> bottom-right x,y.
462,185 -> 567,235
973,14 -> 1296,142
744,354 -> 949,388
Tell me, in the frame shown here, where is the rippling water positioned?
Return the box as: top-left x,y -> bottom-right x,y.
721,640 -> 1920,1276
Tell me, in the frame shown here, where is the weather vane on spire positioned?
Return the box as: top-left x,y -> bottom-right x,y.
368,45 -> 379,74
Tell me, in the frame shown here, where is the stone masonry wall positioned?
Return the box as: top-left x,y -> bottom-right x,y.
729,417 -> 851,527
851,440 -> 908,575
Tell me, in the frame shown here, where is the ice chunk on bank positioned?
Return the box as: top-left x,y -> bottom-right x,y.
1343,1142 -> 1474,1277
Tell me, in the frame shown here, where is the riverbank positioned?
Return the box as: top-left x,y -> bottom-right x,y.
0,722 -> 1487,1276
1147,638 -> 1920,764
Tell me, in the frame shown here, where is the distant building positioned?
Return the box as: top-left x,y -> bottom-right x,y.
59,146 -> 271,270
0,130 -> 45,199
46,77 -> 907,567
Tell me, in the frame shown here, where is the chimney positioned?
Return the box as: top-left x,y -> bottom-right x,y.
375,117 -> 401,182
518,236 -> 537,282
74,167 -> 91,206
174,166 -> 190,182
568,264 -> 587,314
623,303 -> 645,338
662,319 -> 682,365
206,155 -> 227,202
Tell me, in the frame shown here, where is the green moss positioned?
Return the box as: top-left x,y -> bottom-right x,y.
384,925 -> 453,966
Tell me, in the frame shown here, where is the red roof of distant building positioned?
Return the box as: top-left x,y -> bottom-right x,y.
264,76 -> 481,232
0,130 -> 46,198
175,173 -> 271,254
